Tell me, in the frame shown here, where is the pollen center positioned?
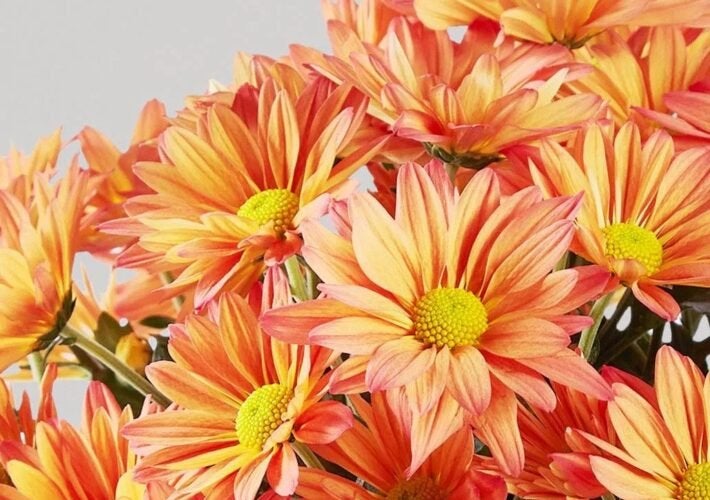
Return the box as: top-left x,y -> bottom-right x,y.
677,463 -> 710,500
603,222 -> 662,276
412,287 -> 488,349
386,477 -> 443,500
236,383 -> 292,450
237,189 -> 299,233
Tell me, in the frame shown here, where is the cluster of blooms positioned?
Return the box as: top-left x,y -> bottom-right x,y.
1,0 -> 709,498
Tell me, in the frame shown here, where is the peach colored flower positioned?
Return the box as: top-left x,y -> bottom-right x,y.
105,76 -> 385,309
263,160 -> 612,475
296,390 -> 507,499
530,122 -> 710,320
583,346 -> 710,499
123,290 -> 352,499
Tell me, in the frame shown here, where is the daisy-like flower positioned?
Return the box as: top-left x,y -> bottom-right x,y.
411,0 -> 710,47
321,0 -> 403,47
317,16 -> 602,170
581,346 -> 710,499
567,28 -> 710,129
262,160 -> 612,475
530,122 -> 710,320
0,129 -> 61,206
77,99 -> 168,258
637,90 -> 710,150
122,289 -> 352,499
0,165 -> 89,372
0,379 -> 159,500
106,75 -> 386,309
296,390 -> 507,499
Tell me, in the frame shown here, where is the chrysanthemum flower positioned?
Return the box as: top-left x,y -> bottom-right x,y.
411,0 -> 710,47
0,166 -> 89,372
122,291 -> 352,498
296,390 -> 507,499
581,346 -> 710,499
318,16 -> 602,169
637,90 -> 710,150
106,75 -> 385,309
77,99 -> 168,258
0,379 -> 157,500
530,122 -> 710,320
567,28 -> 710,128
262,160 -> 612,475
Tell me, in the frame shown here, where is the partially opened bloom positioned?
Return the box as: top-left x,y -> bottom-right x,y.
122,291 -> 352,499
319,17 -> 601,169
77,99 -> 168,258
582,346 -> 710,499
0,165 -> 89,371
637,90 -> 710,149
296,390 -> 507,499
411,0 -> 710,47
530,122 -> 710,320
567,28 -> 710,129
107,75 -> 385,309
0,130 -> 61,206
263,160 -> 612,475
0,380 -> 157,500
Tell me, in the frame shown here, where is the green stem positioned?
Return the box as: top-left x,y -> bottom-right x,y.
292,441 -> 324,469
305,265 -> 320,300
284,256 -> 307,301
60,327 -> 171,407
27,352 -> 45,382
597,288 -> 632,343
578,293 -> 612,362
445,163 -> 459,183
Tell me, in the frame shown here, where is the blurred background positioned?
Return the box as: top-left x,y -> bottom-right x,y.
0,0 -> 329,420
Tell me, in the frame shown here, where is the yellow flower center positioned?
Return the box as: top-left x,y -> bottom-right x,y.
677,463 -> 710,500
413,288 -> 488,349
386,477 -> 443,500
237,189 -> 299,233
603,223 -> 663,276
236,384 -> 292,450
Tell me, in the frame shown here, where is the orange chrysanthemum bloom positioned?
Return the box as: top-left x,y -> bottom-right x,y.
0,166 -> 89,371
567,28 -> 710,129
580,346 -> 710,499
319,16 -> 602,169
263,161 -> 612,475
107,75 -> 385,309
122,289 -> 352,499
637,90 -> 710,150
530,122 -> 710,320
0,130 -> 61,207
77,99 -> 168,258
0,380 -> 158,500
296,390 -> 507,499
411,0 -> 710,47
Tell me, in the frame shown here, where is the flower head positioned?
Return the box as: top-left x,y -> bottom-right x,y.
122,288 -> 352,499
296,390 -> 507,499
107,75 -> 385,309
263,160 -> 612,475
530,122 -> 710,320
412,0 -> 710,47
584,346 -> 710,499
320,17 -> 602,168
0,165 -> 89,372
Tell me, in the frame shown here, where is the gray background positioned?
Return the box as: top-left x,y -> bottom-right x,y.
2,0 -> 329,421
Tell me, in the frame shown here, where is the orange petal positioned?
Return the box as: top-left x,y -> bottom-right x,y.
366,338 -> 436,392
445,347 -> 491,415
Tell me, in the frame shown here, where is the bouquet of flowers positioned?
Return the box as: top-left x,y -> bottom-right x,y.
1,1 -> 709,498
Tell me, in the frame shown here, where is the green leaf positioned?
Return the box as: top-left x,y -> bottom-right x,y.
139,315 -> 175,329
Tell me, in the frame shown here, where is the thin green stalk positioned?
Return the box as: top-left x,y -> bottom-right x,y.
27,352 -> 45,382
292,441 -> 324,469
597,288 -> 632,342
61,326 -> 171,407
284,256 -> 307,301
578,293 -> 612,361
445,163 -> 459,182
